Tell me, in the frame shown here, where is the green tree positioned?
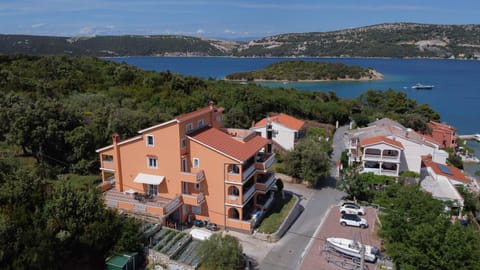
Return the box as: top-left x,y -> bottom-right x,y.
284,137 -> 331,185
197,234 -> 244,270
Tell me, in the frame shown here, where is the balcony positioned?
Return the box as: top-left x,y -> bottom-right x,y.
255,153 -> 276,171
103,189 -> 182,217
255,173 -> 276,191
243,186 -> 256,204
182,192 -> 205,206
180,168 -> 205,183
225,163 -> 256,183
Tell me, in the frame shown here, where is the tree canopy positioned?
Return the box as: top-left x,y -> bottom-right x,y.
196,234 -> 244,270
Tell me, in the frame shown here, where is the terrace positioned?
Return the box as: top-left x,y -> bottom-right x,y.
104,189 -> 182,217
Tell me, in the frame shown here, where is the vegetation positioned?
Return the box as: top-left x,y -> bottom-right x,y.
0,160 -> 142,269
283,136 -> 331,185
225,60 -> 380,81
256,192 -> 294,234
196,234 -> 244,270
374,184 -> 480,270
3,23 -> 480,59
0,55 -> 439,177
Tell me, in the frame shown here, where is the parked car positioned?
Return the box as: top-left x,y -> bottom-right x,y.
340,202 -> 366,215
340,213 -> 368,228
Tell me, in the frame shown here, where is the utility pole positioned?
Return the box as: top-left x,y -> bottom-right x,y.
360,244 -> 365,270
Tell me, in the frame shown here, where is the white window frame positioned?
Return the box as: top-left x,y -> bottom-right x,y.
146,134 -> 154,147
216,115 -> 221,122
193,158 -> 200,168
147,156 -> 158,169
186,123 -> 194,133
198,119 -> 204,128
147,184 -> 158,196
192,205 -> 202,215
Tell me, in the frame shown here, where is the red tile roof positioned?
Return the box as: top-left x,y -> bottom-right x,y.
176,105 -> 224,122
189,127 -> 269,162
254,113 -> 305,131
360,136 -> 404,149
423,159 -> 469,184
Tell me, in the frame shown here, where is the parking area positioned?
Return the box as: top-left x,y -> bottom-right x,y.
299,205 -> 382,270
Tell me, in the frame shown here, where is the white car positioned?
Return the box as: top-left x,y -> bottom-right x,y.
340,203 -> 366,216
340,214 -> 368,228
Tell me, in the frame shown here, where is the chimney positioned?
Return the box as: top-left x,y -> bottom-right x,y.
112,133 -> 124,192
209,100 -> 215,110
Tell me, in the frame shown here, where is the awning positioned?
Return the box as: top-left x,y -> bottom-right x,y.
133,173 -> 165,185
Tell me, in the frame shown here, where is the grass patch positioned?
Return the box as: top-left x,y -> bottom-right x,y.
256,193 -> 295,234
50,173 -> 102,191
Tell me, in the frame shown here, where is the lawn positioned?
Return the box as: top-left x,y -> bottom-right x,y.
256,193 -> 295,234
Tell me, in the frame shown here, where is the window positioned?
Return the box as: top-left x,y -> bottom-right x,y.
229,164 -> 240,174
198,119 -> 204,128
186,123 -> 194,133
146,135 -> 154,146
147,157 -> 158,169
147,184 -> 158,196
195,183 -> 200,190
193,158 -> 200,168
192,205 -> 202,214
181,138 -> 187,148
216,115 -> 222,122
102,154 -> 113,162
181,158 -> 188,172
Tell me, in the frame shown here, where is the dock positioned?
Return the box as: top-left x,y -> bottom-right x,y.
458,134 -> 480,141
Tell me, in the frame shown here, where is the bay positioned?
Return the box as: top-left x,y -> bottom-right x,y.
108,56 -> 480,177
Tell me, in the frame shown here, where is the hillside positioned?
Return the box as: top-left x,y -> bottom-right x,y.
225,60 -> 382,81
1,23 -> 480,58
0,34 -> 232,56
235,23 -> 480,59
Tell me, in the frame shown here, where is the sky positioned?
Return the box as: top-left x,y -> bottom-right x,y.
1,0 -> 479,39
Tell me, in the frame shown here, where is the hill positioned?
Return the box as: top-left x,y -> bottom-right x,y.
1,23 -> 480,58
225,60 -> 382,81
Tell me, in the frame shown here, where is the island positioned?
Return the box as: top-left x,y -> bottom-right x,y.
224,60 -> 383,82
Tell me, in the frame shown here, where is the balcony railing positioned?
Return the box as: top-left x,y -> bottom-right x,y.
180,169 -> 205,183
243,186 -> 256,204
182,192 -> 205,206
255,154 -> 276,171
255,173 -> 276,191
363,154 -> 399,162
242,164 -> 256,181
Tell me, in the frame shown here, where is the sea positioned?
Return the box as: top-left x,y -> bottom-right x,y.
107,56 -> 480,179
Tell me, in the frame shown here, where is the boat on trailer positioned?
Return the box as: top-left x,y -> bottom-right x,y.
326,237 -> 379,263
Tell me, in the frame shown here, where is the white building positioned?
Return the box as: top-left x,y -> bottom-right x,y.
251,113 -> 306,151
347,118 -> 448,176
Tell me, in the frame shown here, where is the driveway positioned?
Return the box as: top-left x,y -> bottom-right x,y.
229,125 -> 350,269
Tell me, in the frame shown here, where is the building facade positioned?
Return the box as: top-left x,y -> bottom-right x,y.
427,121 -> 458,149
251,113 -> 306,151
96,102 -> 276,233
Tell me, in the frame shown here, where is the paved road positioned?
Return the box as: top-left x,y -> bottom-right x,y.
258,125 -> 349,270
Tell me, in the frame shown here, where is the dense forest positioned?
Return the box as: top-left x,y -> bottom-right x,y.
225,60 -> 381,81
2,23 -> 480,59
0,54 -> 440,268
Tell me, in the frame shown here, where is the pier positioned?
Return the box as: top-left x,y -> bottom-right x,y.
458,134 -> 480,141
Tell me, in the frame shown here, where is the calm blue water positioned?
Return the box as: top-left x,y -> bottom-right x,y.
109,56 -> 480,178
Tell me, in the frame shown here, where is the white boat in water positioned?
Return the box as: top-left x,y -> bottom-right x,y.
474,134 -> 480,142
326,237 -> 379,263
411,83 -> 434,89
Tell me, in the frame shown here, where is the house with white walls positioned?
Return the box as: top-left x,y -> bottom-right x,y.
251,113 -> 306,151
347,118 -> 449,176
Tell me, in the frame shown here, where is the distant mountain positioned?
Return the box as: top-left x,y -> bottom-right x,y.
0,34 -> 233,57
2,23 -> 480,59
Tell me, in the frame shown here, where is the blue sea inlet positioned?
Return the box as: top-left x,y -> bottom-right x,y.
108,56 -> 480,176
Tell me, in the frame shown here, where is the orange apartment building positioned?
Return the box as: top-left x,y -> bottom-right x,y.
427,121 -> 458,149
96,102 -> 276,233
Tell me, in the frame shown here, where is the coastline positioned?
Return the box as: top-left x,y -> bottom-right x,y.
224,70 -> 383,83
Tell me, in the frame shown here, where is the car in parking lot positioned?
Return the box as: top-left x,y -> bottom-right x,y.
340,213 -> 368,228
340,202 -> 366,215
